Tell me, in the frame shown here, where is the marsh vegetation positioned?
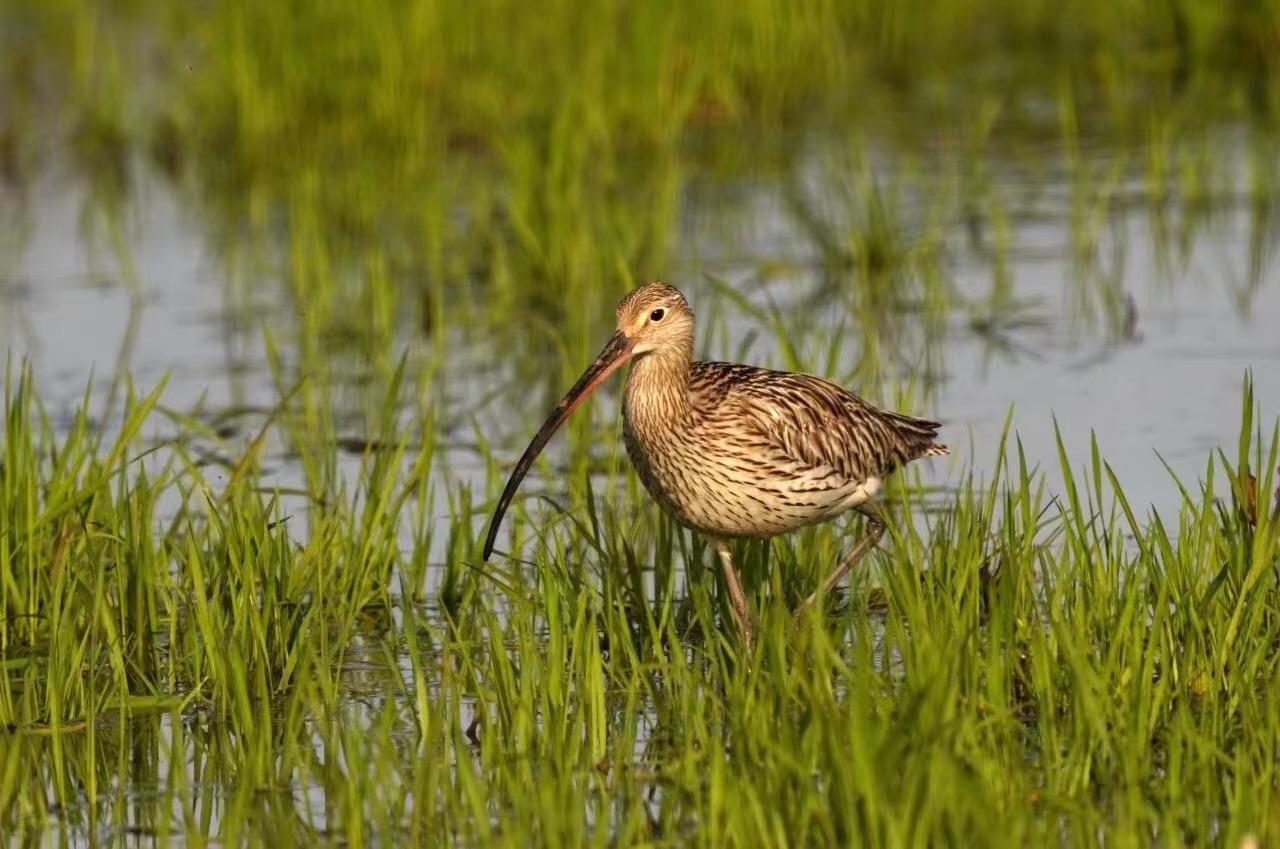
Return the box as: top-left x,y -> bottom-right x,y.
2,0 -> 1280,844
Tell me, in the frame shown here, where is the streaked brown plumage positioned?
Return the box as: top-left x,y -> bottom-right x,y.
484,282 -> 947,648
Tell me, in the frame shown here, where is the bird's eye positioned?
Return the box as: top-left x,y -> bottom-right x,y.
650,308 -> 665,322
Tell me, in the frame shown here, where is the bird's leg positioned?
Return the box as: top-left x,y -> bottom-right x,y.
796,502 -> 886,618
710,538 -> 755,650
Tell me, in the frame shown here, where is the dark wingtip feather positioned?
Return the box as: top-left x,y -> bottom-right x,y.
885,412 -> 947,462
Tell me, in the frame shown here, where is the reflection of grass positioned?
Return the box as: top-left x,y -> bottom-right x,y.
3,0 -> 1278,398
4,360 -> 1280,842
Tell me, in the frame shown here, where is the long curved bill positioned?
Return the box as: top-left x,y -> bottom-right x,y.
482,330 -> 635,559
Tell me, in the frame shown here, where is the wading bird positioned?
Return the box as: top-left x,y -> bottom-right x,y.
482,282 -> 947,647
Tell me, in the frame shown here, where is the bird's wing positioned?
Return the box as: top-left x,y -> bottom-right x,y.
689,362 -> 940,481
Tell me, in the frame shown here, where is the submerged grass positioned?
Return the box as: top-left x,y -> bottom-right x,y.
2,354 -> 1279,844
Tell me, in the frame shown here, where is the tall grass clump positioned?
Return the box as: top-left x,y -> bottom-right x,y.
3,348 -> 1280,843
0,356 -> 434,839
473,374 -> 1280,846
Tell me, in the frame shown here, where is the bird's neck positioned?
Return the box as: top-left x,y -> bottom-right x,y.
623,349 -> 694,435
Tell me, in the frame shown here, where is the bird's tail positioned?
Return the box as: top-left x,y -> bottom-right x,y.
886,411 -> 949,460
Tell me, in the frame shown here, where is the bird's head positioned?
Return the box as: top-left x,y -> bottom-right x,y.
614,282 -> 695,358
